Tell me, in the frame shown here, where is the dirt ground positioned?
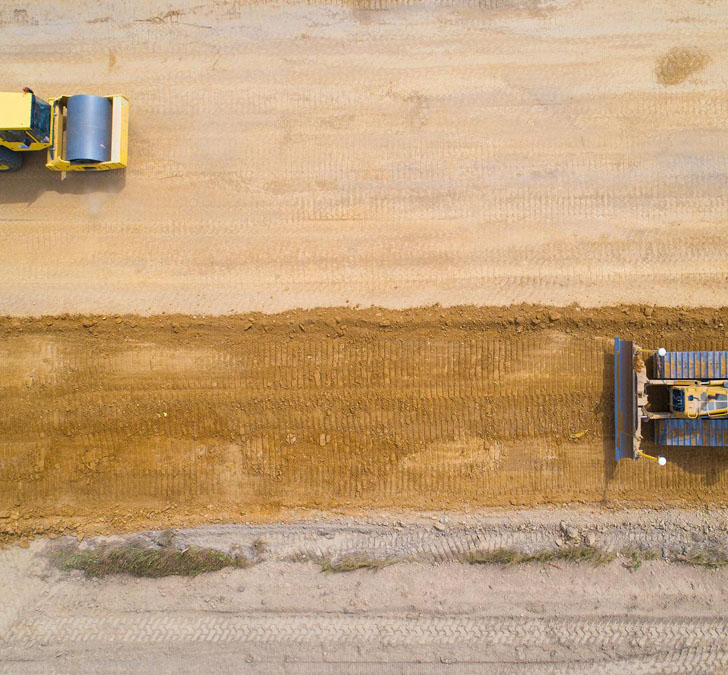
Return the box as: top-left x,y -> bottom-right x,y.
1,0 -> 728,314
3,305 -> 728,543
3,2 -> 728,670
3,508 -> 728,674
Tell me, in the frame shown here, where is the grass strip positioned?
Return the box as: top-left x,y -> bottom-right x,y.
51,543 -> 250,578
464,546 -> 615,566
319,555 -> 396,573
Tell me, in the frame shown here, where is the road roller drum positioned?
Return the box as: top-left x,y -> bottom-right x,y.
66,94 -> 112,164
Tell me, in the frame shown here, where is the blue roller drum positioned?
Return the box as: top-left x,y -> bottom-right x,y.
66,94 -> 112,164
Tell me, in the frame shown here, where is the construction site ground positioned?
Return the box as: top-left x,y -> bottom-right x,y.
1,0 -> 727,314
3,508 -> 728,674
2,0 -> 728,672
3,306 -> 728,542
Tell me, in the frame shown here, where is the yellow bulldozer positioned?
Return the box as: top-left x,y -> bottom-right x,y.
615,338 -> 728,466
0,88 -> 128,172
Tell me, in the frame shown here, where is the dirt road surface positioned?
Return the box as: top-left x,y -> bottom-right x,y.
3,3 -> 728,670
3,306 -> 728,542
2,0 -> 728,314
3,509 -> 728,674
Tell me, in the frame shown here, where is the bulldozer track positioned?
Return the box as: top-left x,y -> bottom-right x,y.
5,613 -> 728,647
2,307 -> 728,540
3,613 -> 728,674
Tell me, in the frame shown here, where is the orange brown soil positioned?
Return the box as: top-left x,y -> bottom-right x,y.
2,304 -> 728,544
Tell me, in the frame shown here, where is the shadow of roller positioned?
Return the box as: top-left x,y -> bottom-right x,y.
0,152 -> 126,206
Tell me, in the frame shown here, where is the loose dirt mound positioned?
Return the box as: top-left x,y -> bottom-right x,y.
656,46 -> 709,85
2,304 -> 728,543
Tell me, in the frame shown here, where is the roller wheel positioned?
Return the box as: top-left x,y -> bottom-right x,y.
0,146 -> 23,172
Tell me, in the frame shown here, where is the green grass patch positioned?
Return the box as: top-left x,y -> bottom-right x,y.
51,543 -> 250,578
319,555 -> 396,573
680,548 -> 728,568
620,547 -> 660,561
465,546 -> 615,566
620,547 -> 661,572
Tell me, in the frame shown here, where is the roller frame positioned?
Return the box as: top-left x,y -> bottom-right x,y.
46,94 -> 129,171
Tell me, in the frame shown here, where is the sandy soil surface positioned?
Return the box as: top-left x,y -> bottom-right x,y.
3,4 -> 728,670
3,509 -> 728,674
1,0 -> 728,314
3,305 -> 728,542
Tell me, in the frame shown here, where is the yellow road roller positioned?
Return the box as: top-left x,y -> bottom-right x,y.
0,87 -> 128,172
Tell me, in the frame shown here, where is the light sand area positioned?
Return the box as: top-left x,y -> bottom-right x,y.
3,508 -> 728,674
1,0 -> 727,315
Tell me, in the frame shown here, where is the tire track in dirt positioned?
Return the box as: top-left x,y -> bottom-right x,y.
2,305 -> 728,542
173,510 -> 728,564
4,613 -> 728,675
7,613 -> 728,651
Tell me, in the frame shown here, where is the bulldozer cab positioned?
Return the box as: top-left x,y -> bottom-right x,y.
668,384 -> 728,417
0,92 -> 51,152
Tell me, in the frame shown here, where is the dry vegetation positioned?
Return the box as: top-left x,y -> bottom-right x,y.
48,540 -> 728,577
50,543 -> 250,578
464,546 -> 616,566
319,555 -> 397,573
680,548 -> 728,568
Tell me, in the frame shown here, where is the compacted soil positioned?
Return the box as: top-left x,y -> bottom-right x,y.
1,0 -> 727,314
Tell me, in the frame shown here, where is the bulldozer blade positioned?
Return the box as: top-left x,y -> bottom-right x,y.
614,337 -> 637,461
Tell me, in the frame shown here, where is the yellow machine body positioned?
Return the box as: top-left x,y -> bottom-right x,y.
668,383 -> 728,418
0,91 -> 128,171
0,92 -> 49,152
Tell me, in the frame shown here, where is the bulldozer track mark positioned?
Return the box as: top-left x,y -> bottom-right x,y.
4,613 -> 728,656
2,307 -> 728,539
175,512 -> 728,565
